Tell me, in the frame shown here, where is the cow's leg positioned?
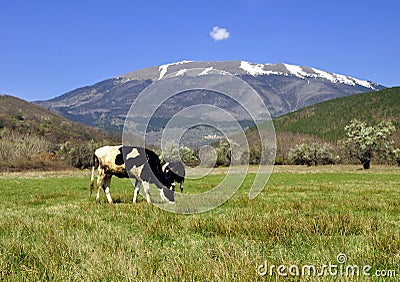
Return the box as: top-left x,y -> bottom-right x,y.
103,174 -> 113,204
89,166 -> 95,196
142,181 -> 152,204
171,182 -> 176,191
132,179 -> 141,203
180,180 -> 184,193
159,187 -> 170,203
96,169 -> 105,203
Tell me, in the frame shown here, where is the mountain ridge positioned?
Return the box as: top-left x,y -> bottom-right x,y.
36,60 -> 385,134
119,60 -> 380,90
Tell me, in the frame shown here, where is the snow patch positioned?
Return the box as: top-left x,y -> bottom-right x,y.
158,60 -> 194,80
311,68 -> 376,89
176,69 -> 187,76
334,73 -> 356,86
240,61 -> 284,76
310,68 -> 356,86
158,65 -> 168,80
198,67 -> 214,76
240,61 -> 268,76
310,68 -> 337,81
283,64 -> 308,78
352,78 -> 375,89
279,63 -> 376,90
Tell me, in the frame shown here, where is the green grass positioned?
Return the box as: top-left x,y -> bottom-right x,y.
0,167 -> 399,281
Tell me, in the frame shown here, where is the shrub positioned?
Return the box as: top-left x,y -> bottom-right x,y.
161,142 -> 199,167
0,129 -> 51,169
56,140 -> 105,169
289,142 -> 335,166
275,157 -> 284,165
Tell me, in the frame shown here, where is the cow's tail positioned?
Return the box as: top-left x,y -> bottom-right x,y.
89,152 -> 99,196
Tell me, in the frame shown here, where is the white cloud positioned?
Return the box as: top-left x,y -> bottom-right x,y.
209,26 -> 230,41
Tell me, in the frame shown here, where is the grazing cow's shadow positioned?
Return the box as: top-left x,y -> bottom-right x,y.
104,197 -> 168,205
111,198 -> 124,204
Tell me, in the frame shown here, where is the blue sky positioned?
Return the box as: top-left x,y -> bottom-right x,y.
1,0 -> 400,101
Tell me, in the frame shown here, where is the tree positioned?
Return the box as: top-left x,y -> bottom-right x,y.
161,142 -> 199,166
215,139 -> 231,166
391,148 -> 400,166
342,119 -> 396,169
289,142 -> 335,166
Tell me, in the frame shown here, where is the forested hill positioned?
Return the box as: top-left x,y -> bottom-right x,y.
0,94 -> 110,144
273,87 -> 400,142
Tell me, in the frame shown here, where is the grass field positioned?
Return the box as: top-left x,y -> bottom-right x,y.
0,166 -> 399,281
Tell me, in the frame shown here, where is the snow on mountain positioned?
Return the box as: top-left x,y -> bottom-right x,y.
158,60 -> 194,80
198,67 -> 214,76
239,61 -> 378,90
125,60 -> 378,90
283,63 -> 309,78
175,69 -> 187,76
36,60 -> 384,134
240,61 -> 270,76
310,68 -> 359,86
309,68 -> 378,89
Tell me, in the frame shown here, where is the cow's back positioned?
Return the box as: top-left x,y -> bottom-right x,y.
123,146 -> 170,188
95,145 -> 127,177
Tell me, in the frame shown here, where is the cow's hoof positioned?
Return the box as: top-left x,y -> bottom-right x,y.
96,199 -> 100,204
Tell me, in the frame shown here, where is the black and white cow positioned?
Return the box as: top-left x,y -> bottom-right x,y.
89,145 -> 174,204
162,162 -> 185,192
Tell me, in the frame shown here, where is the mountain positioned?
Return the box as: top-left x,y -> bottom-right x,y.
36,60 -> 385,134
0,94 -> 110,144
273,87 -> 400,142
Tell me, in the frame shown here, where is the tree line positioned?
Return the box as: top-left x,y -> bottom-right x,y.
0,119 -> 399,171
160,119 -> 399,170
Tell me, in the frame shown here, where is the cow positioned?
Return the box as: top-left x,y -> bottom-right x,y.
162,161 -> 185,192
89,145 -> 174,204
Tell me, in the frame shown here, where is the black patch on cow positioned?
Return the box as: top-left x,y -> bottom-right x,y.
123,146 -> 171,189
165,162 -> 185,184
168,162 -> 185,178
114,170 -> 129,178
115,147 -> 125,165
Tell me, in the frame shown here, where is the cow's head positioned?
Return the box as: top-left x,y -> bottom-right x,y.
163,161 -> 185,192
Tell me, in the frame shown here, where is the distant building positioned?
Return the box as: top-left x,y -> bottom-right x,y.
204,134 -> 224,140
